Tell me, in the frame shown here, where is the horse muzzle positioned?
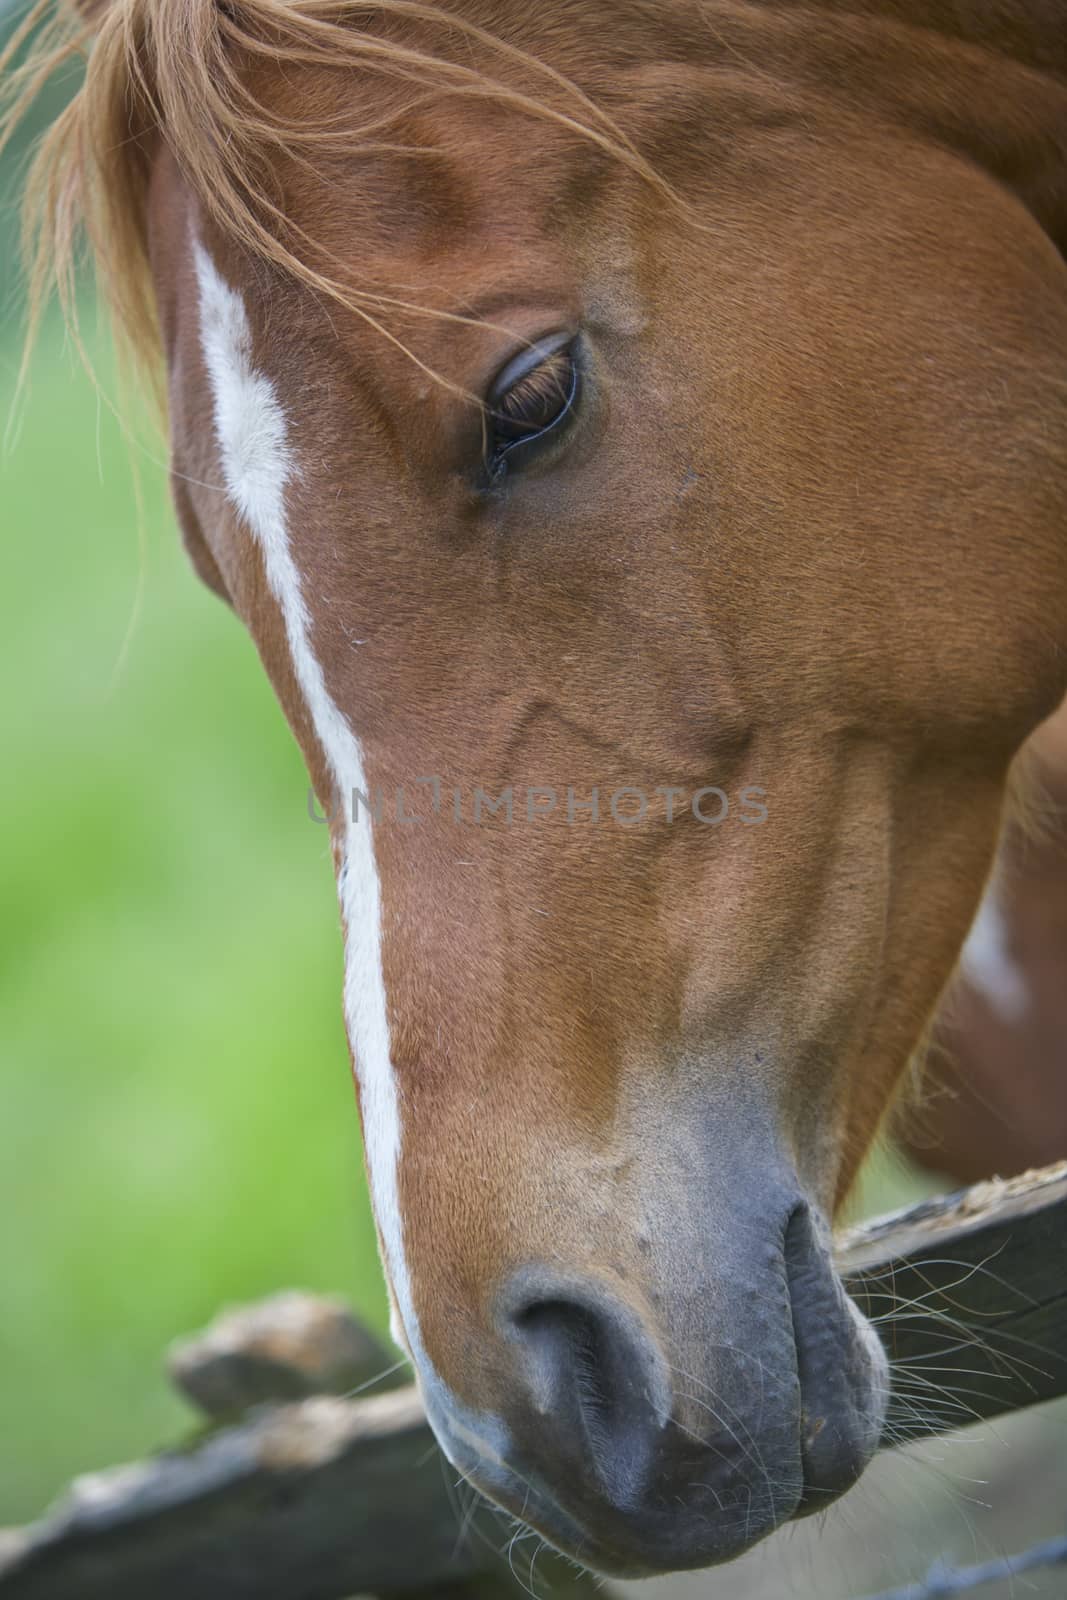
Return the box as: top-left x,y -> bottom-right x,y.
423,1195 -> 887,1579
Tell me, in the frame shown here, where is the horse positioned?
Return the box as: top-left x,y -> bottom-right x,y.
4,0 -> 1067,1579
898,696 -> 1067,1184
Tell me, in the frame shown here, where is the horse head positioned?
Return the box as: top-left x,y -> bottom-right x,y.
13,0 -> 1067,1574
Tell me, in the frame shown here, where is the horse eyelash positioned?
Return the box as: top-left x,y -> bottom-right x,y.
496,350 -> 574,424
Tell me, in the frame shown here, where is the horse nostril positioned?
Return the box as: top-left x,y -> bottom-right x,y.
512,1298 -> 614,1435
500,1272 -> 670,1507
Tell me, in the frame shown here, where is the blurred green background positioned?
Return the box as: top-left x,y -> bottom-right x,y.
1,7 -> 385,1524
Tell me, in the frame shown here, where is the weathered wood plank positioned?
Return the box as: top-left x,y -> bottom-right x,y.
167,1290 -> 402,1419
2,1162 -> 1064,1600
0,1384 -> 597,1600
839,1161 -> 1067,1441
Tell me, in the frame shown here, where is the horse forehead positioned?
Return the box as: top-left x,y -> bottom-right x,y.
253,66 -> 605,254
240,41 -> 761,279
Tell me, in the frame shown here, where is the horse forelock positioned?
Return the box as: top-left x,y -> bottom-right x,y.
2,0 -> 680,398
10,0 -> 1066,398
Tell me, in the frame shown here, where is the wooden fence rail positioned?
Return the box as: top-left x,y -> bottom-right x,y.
1,1162 -> 1064,1600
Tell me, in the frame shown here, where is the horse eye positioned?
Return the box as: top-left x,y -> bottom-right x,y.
485,333 -> 580,477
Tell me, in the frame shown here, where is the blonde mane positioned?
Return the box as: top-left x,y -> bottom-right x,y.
0,0 -> 675,392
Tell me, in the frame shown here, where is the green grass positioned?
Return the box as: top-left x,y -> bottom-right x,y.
0,317 -> 387,1524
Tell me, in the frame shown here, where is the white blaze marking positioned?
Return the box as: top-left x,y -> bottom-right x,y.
193,241 -> 421,1358
961,880 -> 1029,1023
